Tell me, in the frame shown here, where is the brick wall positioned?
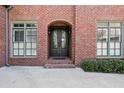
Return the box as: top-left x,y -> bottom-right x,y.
2,5 -> 124,66
0,6 -> 5,67
8,5 -> 74,66
75,6 -> 124,65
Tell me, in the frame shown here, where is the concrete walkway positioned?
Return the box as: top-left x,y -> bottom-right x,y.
0,66 -> 124,88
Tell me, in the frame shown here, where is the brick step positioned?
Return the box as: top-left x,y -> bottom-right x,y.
46,60 -> 72,64
44,64 -> 75,68
46,57 -> 73,64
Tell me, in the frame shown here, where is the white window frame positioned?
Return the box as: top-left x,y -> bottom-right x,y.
96,21 -> 124,58
10,21 -> 38,58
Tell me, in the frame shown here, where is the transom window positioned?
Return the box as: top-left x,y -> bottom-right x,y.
97,22 -> 122,57
11,22 -> 37,57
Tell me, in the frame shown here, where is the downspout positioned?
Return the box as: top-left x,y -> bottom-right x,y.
5,9 -> 9,66
73,5 -> 76,65
4,5 -> 13,66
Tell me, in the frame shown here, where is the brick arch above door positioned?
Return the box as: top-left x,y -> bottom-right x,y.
47,20 -> 73,59
47,20 -> 72,27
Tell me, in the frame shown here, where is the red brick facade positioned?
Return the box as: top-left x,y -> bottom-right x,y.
8,5 -> 74,66
75,6 -> 124,64
0,6 -> 5,67
1,5 -> 124,67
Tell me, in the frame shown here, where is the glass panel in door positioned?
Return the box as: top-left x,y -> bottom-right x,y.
61,30 -> 66,48
53,30 -> 58,48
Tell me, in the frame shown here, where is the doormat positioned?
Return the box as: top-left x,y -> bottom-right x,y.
53,57 -> 66,60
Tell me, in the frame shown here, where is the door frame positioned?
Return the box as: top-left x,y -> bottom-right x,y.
48,26 -> 71,58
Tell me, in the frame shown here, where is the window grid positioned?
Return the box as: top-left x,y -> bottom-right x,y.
109,27 -> 122,56
12,23 -> 37,57
25,28 -> 37,56
97,22 -> 122,57
97,27 -> 108,56
12,28 -> 25,56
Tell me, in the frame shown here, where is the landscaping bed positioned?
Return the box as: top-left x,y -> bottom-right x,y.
81,59 -> 124,74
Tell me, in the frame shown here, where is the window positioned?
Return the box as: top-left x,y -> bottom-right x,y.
12,22 -> 37,57
97,22 -> 122,57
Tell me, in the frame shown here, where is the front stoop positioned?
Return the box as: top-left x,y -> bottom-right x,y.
44,58 -> 75,68
44,64 -> 75,68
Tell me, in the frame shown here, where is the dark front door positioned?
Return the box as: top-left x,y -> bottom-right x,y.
49,27 -> 69,57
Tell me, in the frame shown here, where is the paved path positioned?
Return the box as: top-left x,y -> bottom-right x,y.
0,66 -> 124,88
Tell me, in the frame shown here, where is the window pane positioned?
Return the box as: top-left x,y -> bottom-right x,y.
26,29 -> 32,35
13,24 -> 18,27
97,22 -> 108,27
110,28 -> 116,36
32,29 -> 36,32
31,36 -> 37,42
110,42 -> 114,48
115,49 -> 120,56
26,24 -> 37,27
97,49 -> 102,56
110,28 -> 121,42
115,43 -> 120,48
19,43 -> 24,48
97,42 -> 102,48
13,24 -> 24,27
103,42 -> 107,48
115,35 -> 120,42
110,49 -> 114,56
103,29 -> 108,36
15,31 -> 24,42
116,29 -> 121,42
19,50 -> 24,55
32,50 -> 36,55
97,28 -> 108,42
110,36 -> 116,42
26,49 -> 31,55
32,31 -> 37,35
15,31 -> 20,41
26,24 -> 31,27
14,50 -> 18,55
19,24 -> 24,27
97,29 -> 103,41
26,36 -> 31,42
32,43 -> 36,48
32,24 -> 37,27
26,28 -> 36,36
20,31 -> 24,41
103,49 -> 107,56
116,29 -> 121,36
26,43 -> 31,48
110,22 -> 121,27
14,43 -> 18,48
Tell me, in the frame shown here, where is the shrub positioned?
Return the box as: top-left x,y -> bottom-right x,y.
113,60 -> 124,73
80,59 -> 124,74
81,59 -> 95,72
98,60 -> 114,73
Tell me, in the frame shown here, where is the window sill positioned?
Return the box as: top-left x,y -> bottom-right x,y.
96,56 -> 124,59
10,56 -> 37,59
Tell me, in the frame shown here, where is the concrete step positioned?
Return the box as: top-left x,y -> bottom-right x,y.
44,64 -> 75,68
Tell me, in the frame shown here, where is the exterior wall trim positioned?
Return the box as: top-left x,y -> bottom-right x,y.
10,21 -> 38,58
96,21 -> 124,58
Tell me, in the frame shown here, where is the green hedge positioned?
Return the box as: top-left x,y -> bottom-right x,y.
81,59 -> 124,74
